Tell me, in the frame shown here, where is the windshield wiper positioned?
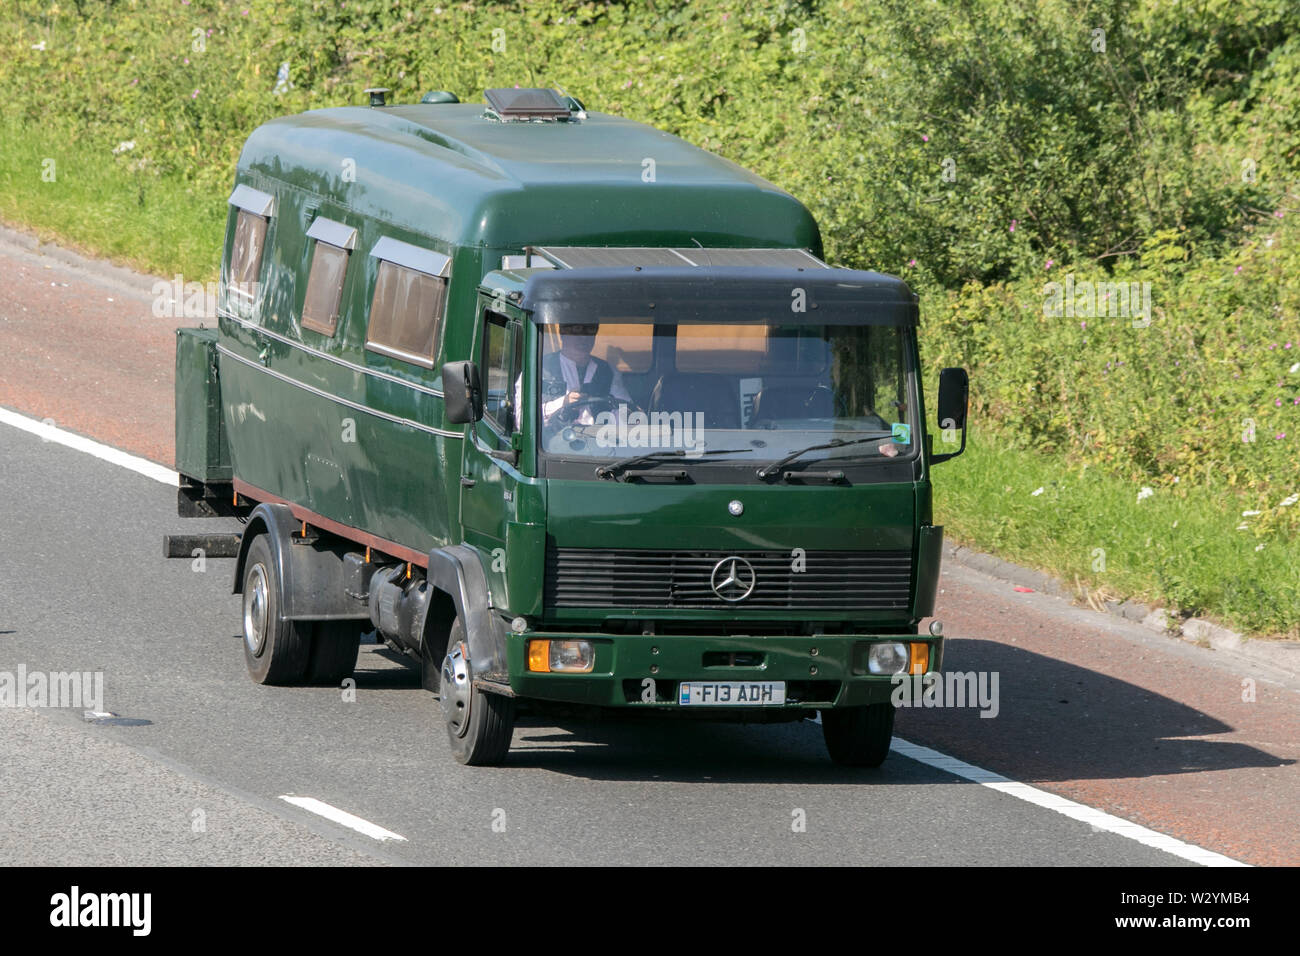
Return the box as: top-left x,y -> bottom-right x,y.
595,448 -> 752,481
755,434 -> 891,480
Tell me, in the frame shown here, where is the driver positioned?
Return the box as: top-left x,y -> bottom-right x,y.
541,323 -> 634,425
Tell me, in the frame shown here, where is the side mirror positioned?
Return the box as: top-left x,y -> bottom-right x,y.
937,367 -> 969,430
442,360 -> 483,424
932,367 -> 969,464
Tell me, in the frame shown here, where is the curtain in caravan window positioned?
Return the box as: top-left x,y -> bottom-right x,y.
365,260 -> 446,367
229,210 -> 268,298
301,242 -> 349,336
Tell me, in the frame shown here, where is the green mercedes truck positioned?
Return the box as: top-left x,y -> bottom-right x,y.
171,87 -> 969,766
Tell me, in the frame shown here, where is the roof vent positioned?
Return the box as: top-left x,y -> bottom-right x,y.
420,90 -> 460,104
365,87 -> 390,107
483,87 -> 573,121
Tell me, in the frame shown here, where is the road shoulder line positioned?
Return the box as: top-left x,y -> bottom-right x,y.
0,405 -> 178,486
892,737 -> 1249,867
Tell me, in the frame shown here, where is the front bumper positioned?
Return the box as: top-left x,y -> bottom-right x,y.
505,631 -> 944,709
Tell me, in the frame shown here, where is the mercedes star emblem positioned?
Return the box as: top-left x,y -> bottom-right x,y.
710,556 -> 757,602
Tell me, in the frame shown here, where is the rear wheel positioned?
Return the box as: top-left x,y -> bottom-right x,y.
821,703 -> 895,767
241,534 -> 310,685
440,618 -> 515,766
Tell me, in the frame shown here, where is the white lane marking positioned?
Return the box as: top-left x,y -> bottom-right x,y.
0,405 -> 178,486
279,796 -> 407,843
891,737 -> 1249,867
1,408 -> 1251,865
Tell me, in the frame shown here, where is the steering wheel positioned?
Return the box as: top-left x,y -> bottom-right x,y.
556,395 -> 617,424
543,396 -> 621,446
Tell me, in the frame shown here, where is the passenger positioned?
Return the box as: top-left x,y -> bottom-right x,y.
540,323 -> 634,425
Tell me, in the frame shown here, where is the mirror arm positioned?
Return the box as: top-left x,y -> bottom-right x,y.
930,422 -> 967,465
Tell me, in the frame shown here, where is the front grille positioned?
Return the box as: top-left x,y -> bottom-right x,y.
545,547 -> 912,610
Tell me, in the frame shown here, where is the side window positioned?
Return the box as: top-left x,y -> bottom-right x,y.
225,184 -> 274,309
365,237 -> 451,368
229,211 -> 268,293
512,321 -> 524,426
481,311 -> 518,434
301,217 -> 356,337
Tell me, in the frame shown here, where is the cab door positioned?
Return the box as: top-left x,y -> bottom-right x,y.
459,303 -> 525,567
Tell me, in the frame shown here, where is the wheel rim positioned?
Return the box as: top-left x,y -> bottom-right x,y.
243,563 -> 269,658
440,641 -> 472,738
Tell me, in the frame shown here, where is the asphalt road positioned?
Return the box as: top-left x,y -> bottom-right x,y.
0,423 -> 1247,866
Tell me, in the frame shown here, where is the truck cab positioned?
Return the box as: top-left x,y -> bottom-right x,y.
171,88 -> 969,766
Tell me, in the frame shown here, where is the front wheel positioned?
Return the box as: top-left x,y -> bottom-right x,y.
439,618 -> 515,766
821,703 -> 895,767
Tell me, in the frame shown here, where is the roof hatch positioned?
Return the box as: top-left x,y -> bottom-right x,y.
483,87 -> 577,121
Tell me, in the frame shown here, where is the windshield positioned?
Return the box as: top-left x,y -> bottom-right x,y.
535,320 -> 918,475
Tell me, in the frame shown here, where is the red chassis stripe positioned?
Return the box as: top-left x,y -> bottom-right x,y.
232,478 -> 429,568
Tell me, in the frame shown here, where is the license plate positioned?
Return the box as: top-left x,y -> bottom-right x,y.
678,681 -> 786,706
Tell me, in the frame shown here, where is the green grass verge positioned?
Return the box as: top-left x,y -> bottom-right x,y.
0,117 -> 223,279
938,429 -> 1300,638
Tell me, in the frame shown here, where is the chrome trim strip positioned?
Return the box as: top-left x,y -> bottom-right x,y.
371,236 -> 451,277
216,345 -> 462,439
306,216 -> 358,250
364,340 -> 435,369
218,309 -> 444,398
228,184 -> 275,217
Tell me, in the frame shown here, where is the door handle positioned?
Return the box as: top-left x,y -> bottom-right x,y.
460,476 -> 476,488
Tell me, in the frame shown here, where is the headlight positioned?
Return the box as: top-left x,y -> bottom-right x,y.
527,639 -> 595,673
867,642 -> 909,675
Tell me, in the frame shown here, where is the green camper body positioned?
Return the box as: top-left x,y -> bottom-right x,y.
176,96 -> 961,763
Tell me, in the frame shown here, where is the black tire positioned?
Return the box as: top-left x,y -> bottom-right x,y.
440,618 -> 515,766
303,621 -> 362,686
241,534 -> 310,685
821,702 -> 896,767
